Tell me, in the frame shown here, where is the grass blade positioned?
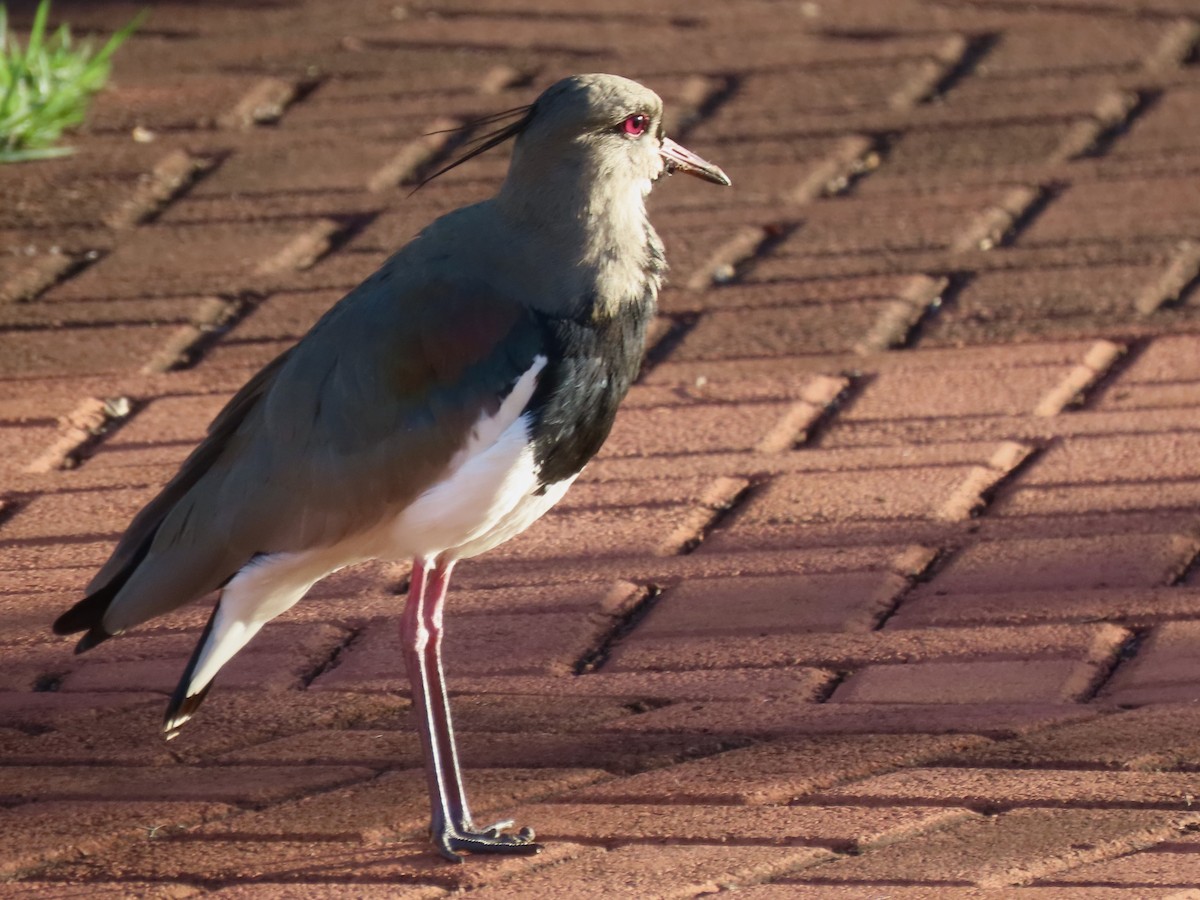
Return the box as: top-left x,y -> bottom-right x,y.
0,0 -> 142,163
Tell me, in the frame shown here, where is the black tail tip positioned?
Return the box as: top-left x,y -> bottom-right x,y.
73,626 -> 112,654
54,587 -> 118,652
53,606 -> 112,654
163,682 -> 213,739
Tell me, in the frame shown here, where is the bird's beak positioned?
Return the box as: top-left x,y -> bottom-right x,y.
660,137 -> 731,186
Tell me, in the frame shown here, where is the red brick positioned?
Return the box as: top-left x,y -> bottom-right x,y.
978,17 -> 1170,75
61,622 -> 347,693
609,622 -> 1125,673
587,439 -> 1033,483
1098,381 -> 1200,411
491,487 -> 739,561
674,302 -> 899,359
819,404 -> 1200,450
571,734 -> 985,805
39,835 -> 463,891
0,881 -> 201,898
0,487 -> 157,541
508,801 -> 971,851
927,535 -> 1197,593
946,704 -> 1200,772
995,480 -> 1200,518
220,289 -> 342,342
883,122 -> 1071,174
777,190 -> 999,255
817,767 -> 1200,809
1100,622 -> 1200,705
601,701 -> 1093,739
188,138 -> 407,196
467,843 -> 832,900
0,764 -> 372,806
1040,834 -> 1200,887
451,543 -> 915,595
0,327 -> 179,378
192,768 -> 604,843
0,297 -> 196,330
218,728 -> 734,774
789,807 -> 1200,888
1020,178 -> 1200,245
0,800 -> 230,878
86,74 -> 266,132
832,659 -> 1101,705
460,668 -> 832,704
1120,336 -> 1200,383
1021,433 -> 1200,485
844,365 -> 1072,420
657,273 -> 910,315
0,703 -> 178,767
891,586 -> 1200,630
727,887 -> 1052,899
90,393 -> 228,452
308,608 -> 612,683
631,572 -> 905,639
44,222 -> 322,300
709,467 -> 979,541
131,691 -> 409,763
600,401 -> 801,457
0,140 -> 161,231
924,264 -> 1159,345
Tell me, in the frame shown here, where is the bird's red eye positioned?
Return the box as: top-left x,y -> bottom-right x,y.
621,114 -> 648,136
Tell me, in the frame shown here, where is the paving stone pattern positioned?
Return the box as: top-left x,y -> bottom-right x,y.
3,0 -> 1200,894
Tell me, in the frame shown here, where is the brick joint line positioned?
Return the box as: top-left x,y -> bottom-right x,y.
0,250 -> 102,305
105,150 -> 218,230
1049,89 -> 1147,164
787,133 -> 883,205
1142,17 -> 1200,71
218,76 -> 314,130
24,396 -> 135,474
855,274 -> 951,353
1032,340 -> 1126,417
887,33 -> 973,110
686,221 -> 795,290
937,440 -> 1038,522
367,116 -> 462,193
872,545 -> 948,632
664,74 -> 738,140
1136,239 -> 1200,315
141,295 -> 249,375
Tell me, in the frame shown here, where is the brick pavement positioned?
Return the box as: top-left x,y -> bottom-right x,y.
2,0 -> 1200,894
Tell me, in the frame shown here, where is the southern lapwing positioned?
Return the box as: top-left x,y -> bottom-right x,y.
54,73 -> 730,861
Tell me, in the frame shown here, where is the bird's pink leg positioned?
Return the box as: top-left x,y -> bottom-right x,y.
399,559 -> 455,842
401,557 -> 540,862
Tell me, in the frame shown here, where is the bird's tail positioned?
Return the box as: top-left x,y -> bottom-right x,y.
52,526 -> 158,653
162,603 -> 220,738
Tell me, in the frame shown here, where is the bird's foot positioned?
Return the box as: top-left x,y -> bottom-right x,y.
433,819 -> 541,863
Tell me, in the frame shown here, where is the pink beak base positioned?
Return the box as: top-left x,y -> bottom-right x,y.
660,137 -> 731,186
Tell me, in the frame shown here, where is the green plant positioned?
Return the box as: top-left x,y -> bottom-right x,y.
0,0 -> 142,162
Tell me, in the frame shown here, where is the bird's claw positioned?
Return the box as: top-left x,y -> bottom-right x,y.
434,821 -> 541,862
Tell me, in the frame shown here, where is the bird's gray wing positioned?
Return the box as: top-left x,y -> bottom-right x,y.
58,268 -> 545,642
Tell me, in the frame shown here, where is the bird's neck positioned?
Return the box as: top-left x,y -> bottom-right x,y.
495,164 -> 663,320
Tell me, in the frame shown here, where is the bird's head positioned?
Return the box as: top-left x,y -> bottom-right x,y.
420,74 -> 729,219
508,74 -> 730,199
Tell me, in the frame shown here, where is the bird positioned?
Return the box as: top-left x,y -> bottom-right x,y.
53,73 -> 730,862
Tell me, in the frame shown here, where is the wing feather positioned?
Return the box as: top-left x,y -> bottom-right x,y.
58,268 -> 544,642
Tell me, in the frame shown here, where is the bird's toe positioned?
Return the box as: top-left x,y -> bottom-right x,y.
435,822 -> 541,859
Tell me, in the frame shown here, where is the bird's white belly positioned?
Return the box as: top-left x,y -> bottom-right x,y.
380,412 -> 574,562
362,353 -> 571,562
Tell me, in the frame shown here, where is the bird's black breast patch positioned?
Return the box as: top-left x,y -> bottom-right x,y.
524,296 -> 653,488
